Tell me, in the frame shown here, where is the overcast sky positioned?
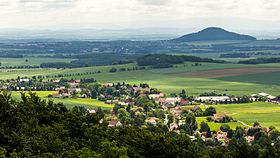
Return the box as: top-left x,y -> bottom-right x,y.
1,0 -> 280,32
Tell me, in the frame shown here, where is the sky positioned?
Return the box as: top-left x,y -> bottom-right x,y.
0,0 -> 280,34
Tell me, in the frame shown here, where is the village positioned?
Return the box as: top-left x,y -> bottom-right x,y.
1,77 -> 280,146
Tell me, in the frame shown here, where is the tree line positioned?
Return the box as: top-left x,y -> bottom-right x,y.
136,54 -> 226,67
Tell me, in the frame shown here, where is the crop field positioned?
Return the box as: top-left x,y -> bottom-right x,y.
217,71 -> 280,86
211,102 -> 280,129
173,67 -> 280,78
11,91 -> 113,109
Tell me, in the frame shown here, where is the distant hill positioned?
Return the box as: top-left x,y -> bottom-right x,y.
172,27 -> 256,42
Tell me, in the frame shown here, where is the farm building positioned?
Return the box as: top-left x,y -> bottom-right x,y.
196,96 -> 230,102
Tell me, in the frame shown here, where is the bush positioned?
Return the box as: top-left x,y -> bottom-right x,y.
109,67 -> 117,72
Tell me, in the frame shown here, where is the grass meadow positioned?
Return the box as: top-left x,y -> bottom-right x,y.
211,102 -> 280,129
11,91 -> 113,109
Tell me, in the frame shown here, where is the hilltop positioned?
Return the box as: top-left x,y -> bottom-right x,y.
172,27 -> 256,42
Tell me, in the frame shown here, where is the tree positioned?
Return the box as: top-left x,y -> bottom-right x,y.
117,108 -> 132,125
200,121 -> 210,132
220,124 -> 230,132
204,107 -> 216,116
179,89 -> 187,100
109,67 -> 117,72
206,128 -> 212,138
227,129 -> 233,138
253,121 -> 260,127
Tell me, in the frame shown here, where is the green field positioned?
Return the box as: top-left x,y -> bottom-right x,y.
196,117 -> 245,131
196,102 -> 280,130
210,102 -> 280,129
1,62 -> 280,96
12,91 -> 113,109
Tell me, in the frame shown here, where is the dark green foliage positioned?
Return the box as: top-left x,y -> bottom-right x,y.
137,54 -> 184,66
239,57 -> 280,64
220,124 -> 231,132
136,54 -> 225,67
1,91 -> 280,157
204,107 -> 217,116
220,53 -> 250,58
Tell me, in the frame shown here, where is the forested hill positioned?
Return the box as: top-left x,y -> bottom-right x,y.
172,27 -> 256,42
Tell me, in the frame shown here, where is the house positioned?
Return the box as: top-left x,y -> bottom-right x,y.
245,136 -> 254,143
179,100 -> 189,105
192,105 -> 202,113
52,79 -> 60,83
148,93 -> 165,100
171,106 -> 182,117
102,83 -> 114,87
74,79 -> 81,83
62,93 -> 71,98
252,92 -> 276,101
69,88 -> 82,93
55,87 -> 65,91
145,117 -> 159,125
118,102 -> 128,106
169,122 -> 178,131
133,87 -> 151,92
108,119 -> 122,127
271,97 -> 280,104
67,81 -> 80,87
52,93 -> 62,98
160,97 -> 181,105
213,114 -> 226,122
106,100 -> 119,104
87,109 -> 96,114
160,105 -> 168,111
20,79 -> 30,82
80,94 -> 90,98
215,130 -> 227,140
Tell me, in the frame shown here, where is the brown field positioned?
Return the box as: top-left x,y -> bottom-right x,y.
172,67 -> 280,78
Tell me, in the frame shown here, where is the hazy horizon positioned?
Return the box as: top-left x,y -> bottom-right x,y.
1,0 -> 280,40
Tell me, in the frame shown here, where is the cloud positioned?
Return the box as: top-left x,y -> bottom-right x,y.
17,0 -> 78,9
0,0 -> 279,30
137,0 -> 171,5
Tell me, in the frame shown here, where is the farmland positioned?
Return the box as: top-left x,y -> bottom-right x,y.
1,61 -> 280,96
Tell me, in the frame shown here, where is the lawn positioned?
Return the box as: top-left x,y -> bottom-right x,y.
11,91 -> 113,109
210,102 -> 280,129
196,117 -> 245,131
